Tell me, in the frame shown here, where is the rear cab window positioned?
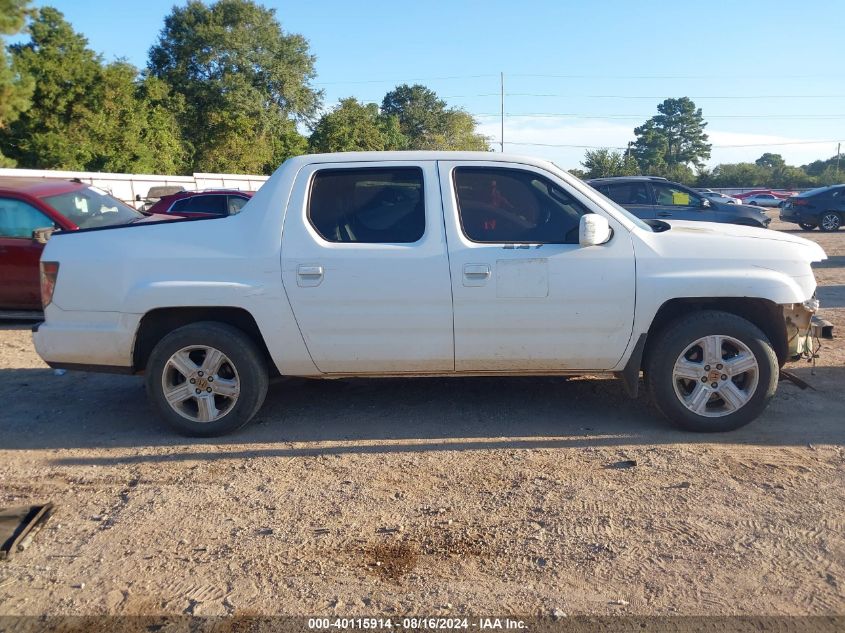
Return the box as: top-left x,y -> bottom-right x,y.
308,168 -> 425,243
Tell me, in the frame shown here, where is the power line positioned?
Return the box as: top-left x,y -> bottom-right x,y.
471,113 -> 845,120
314,73 -> 845,85
313,74 -> 497,85
358,92 -> 845,101
501,93 -> 845,99
505,139 -> 844,150
510,73 -> 845,80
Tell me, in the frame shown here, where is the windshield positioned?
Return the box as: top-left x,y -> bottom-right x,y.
42,185 -> 143,229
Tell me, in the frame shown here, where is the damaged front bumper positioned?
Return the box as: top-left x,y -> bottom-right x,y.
783,298 -> 834,361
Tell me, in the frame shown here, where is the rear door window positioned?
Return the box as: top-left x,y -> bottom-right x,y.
605,182 -> 651,205
187,195 -> 228,215
227,195 -> 249,215
308,168 -> 425,243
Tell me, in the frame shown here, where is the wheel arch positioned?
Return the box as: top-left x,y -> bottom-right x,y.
132,307 -> 277,376
641,297 -> 788,370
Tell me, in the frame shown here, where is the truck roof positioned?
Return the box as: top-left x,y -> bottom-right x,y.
280,151 -> 559,170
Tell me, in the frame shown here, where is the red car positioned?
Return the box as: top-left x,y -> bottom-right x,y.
735,189 -> 796,201
144,189 -> 253,218
0,177 -> 161,312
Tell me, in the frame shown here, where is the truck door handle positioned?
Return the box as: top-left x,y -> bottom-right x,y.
657,211 -> 673,217
463,264 -> 491,278
297,265 -> 323,277
296,264 -> 324,287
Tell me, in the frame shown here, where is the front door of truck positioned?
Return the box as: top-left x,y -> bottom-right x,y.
438,161 -> 636,371
282,161 -> 454,373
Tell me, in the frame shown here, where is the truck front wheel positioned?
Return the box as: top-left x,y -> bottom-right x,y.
145,321 -> 269,437
645,311 -> 778,432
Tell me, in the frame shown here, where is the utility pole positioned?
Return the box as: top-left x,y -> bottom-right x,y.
500,71 -> 505,153
836,142 -> 841,180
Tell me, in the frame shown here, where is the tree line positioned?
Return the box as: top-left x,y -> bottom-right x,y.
0,0 -> 488,174
571,96 -> 842,188
1,0 -> 840,185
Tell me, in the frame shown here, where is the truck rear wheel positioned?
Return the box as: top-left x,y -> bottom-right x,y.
645,311 -> 778,432
145,321 -> 269,437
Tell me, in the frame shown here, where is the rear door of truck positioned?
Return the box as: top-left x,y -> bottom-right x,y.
281,160 -> 454,373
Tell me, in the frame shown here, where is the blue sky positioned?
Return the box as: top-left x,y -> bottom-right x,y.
15,0 -> 845,169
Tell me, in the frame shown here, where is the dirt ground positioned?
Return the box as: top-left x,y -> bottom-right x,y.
0,214 -> 843,618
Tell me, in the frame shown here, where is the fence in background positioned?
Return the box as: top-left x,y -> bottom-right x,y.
0,168 -> 270,209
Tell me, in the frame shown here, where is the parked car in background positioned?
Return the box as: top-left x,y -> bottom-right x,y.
587,176 -> 771,227
136,185 -> 185,212
0,177 -> 168,312
741,193 -> 784,207
698,189 -> 741,205
145,189 -> 253,218
781,185 -> 845,231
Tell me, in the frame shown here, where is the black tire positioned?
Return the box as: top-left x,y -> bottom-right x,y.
819,211 -> 842,232
145,321 -> 269,437
748,201 -> 758,206
798,222 -> 816,231
645,310 -> 778,432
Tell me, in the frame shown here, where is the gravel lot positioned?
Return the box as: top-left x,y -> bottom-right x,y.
0,214 -> 843,618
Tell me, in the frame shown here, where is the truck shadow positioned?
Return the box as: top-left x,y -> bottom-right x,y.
0,365 -> 843,462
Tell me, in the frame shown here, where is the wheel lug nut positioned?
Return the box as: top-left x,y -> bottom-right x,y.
195,389 -> 201,394
206,387 -> 212,393
208,376 -> 214,382
701,377 -> 708,382
190,378 -> 196,384
704,365 -> 710,371
721,374 -> 727,380
716,364 -> 723,370
711,382 -> 718,388
198,371 -> 204,377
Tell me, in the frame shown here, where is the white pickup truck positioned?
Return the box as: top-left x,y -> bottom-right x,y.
33,152 -> 832,436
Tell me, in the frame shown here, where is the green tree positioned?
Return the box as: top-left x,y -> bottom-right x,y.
381,84 -> 489,151
0,0 -> 33,166
2,7 -> 187,173
803,155 -> 841,178
3,6 -> 103,169
755,152 -> 785,170
148,0 -> 320,173
632,97 -> 711,171
309,98 -> 406,153
699,163 -> 766,188
83,62 -> 188,173
580,148 -> 639,178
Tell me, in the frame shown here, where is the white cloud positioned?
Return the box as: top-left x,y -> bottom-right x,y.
475,116 -> 840,170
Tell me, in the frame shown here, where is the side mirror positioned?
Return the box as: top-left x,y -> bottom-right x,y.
579,214 -> 612,247
701,198 -> 711,208
135,194 -> 142,201
32,227 -> 55,244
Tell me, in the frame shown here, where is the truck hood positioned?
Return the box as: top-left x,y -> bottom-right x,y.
656,219 -> 827,263
632,219 -> 827,304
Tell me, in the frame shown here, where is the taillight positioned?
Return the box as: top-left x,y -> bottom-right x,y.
40,261 -> 59,308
